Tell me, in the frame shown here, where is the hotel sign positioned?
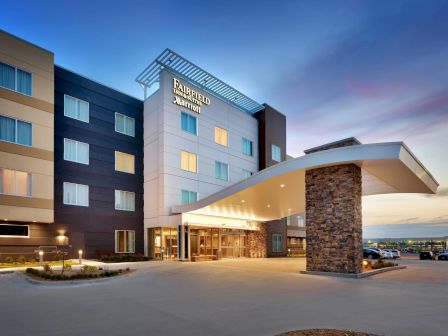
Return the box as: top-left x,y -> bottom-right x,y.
173,78 -> 210,113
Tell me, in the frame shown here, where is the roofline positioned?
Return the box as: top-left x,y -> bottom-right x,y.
304,137 -> 361,154
0,29 -> 54,55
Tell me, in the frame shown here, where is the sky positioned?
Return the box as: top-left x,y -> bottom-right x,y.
1,0 -> 447,238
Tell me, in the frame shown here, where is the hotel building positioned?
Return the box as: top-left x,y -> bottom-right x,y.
0,30 -> 438,273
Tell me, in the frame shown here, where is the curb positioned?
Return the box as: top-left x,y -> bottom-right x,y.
300,265 -> 407,278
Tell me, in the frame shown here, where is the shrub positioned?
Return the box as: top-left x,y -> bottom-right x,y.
43,263 -> 52,273
100,254 -> 149,263
17,256 -> 27,264
372,261 -> 398,270
28,258 -> 36,263
63,264 -> 72,271
4,256 -> 14,264
82,265 -> 97,273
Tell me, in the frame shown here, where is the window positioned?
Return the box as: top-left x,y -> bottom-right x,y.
115,113 -> 135,137
181,112 -> 197,135
242,138 -> 253,156
0,224 -> 29,238
181,150 -> 197,173
215,161 -> 229,181
242,169 -> 253,179
115,230 -> 135,253
298,215 -> 305,227
0,168 -> 32,197
214,126 -> 228,147
272,144 -> 281,162
64,95 -> 89,123
181,190 -> 197,205
115,151 -> 135,174
64,138 -> 89,165
63,182 -> 89,207
287,216 -> 291,226
0,62 -> 32,96
115,190 -> 135,211
272,234 -> 282,253
0,115 -> 32,146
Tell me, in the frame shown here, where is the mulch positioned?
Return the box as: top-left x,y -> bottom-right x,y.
276,329 -> 378,336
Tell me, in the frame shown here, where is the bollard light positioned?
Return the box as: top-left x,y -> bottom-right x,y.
39,250 -> 44,265
78,250 -> 83,264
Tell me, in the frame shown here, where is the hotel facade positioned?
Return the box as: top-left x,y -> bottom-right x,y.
0,30 -> 438,273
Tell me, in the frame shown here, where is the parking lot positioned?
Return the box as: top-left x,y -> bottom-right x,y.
1,257 -> 447,336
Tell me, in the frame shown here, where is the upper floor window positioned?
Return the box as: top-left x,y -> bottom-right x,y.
181,190 -> 197,205
272,234 -> 282,253
242,138 -> 253,156
0,115 -> 32,146
115,151 -> 135,174
115,113 -> 135,137
63,182 -> 89,207
115,230 -> 135,253
0,61 -> 32,96
64,138 -> 89,165
181,150 -> 197,173
64,95 -> 89,123
181,112 -> 197,135
242,169 -> 253,179
215,161 -> 229,181
0,168 -> 31,197
272,144 -> 281,162
214,126 -> 228,147
115,190 -> 135,211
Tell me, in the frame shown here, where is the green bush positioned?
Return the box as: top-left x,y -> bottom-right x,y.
17,256 -> 27,264
43,263 -> 52,273
5,256 -> 14,264
100,254 -> 149,263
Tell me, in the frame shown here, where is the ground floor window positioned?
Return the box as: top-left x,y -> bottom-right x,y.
151,227 -> 178,260
0,224 -> 29,237
272,234 -> 282,253
115,230 -> 135,253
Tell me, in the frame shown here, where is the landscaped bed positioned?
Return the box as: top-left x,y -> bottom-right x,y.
277,329 -> 377,336
25,264 -> 131,281
100,254 -> 149,263
0,260 -> 75,269
363,259 -> 399,271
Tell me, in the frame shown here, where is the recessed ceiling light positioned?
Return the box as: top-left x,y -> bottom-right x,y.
241,200 -> 245,203
288,208 -> 292,212
280,184 -> 285,188
33,220 -> 37,223
267,204 -> 271,208
3,219 -> 7,221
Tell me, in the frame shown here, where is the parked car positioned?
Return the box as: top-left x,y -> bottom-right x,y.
383,249 -> 401,259
381,250 -> 395,259
363,248 -> 382,259
438,252 -> 448,261
420,251 -> 436,260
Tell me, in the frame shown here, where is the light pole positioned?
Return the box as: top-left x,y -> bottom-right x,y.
78,250 -> 83,264
39,250 -> 44,265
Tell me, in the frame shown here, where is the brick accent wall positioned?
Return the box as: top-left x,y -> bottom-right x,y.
305,164 -> 362,274
247,223 -> 267,258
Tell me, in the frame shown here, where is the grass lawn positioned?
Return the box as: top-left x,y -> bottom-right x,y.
0,261 -> 76,269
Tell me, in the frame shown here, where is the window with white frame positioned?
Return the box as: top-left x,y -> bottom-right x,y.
214,126 -> 228,147
115,113 -> 135,137
181,190 -> 197,205
181,150 -> 197,173
181,112 -> 197,135
63,182 -> 89,207
242,138 -> 253,156
272,234 -> 282,253
0,168 -> 32,197
115,230 -> 135,253
0,115 -> 32,146
242,169 -> 253,179
115,151 -> 135,174
115,190 -> 135,211
215,161 -> 229,181
0,61 -> 32,96
64,138 -> 89,165
64,95 -> 89,123
272,144 -> 281,162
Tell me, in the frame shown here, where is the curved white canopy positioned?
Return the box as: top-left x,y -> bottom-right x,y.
172,142 -> 438,222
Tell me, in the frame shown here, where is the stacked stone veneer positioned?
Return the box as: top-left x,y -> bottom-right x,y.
305,164 -> 362,273
247,223 -> 267,258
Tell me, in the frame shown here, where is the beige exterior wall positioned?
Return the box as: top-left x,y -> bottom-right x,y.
0,30 -> 54,223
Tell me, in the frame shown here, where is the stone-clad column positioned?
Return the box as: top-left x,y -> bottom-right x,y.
305,164 -> 362,274
247,223 -> 268,258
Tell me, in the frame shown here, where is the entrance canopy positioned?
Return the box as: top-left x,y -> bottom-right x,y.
172,142 -> 438,222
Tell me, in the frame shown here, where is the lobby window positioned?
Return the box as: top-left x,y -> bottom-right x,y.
0,224 -> 29,238
298,215 -> 305,227
64,138 -> 89,165
181,190 -> 197,205
63,182 -> 89,207
115,113 -> 135,137
181,150 -> 197,173
64,95 -> 89,123
272,234 -> 282,253
242,138 -> 253,156
0,168 -> 32,197
215,161 -> 229,181
0,61 -> 32,96
115,151 -> 135,174
115,190 -> 135,211
242,169 -> 253,179
272,144 -> 281,162
115,230 -> 135,253
181,112 -> 197,135
214,126 -> 228,147
0,115 -> 32,146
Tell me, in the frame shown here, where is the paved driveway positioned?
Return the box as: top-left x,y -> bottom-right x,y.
0,257 -> 447,336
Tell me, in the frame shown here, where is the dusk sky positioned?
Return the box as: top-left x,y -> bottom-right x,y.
2,0 -> 447,238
